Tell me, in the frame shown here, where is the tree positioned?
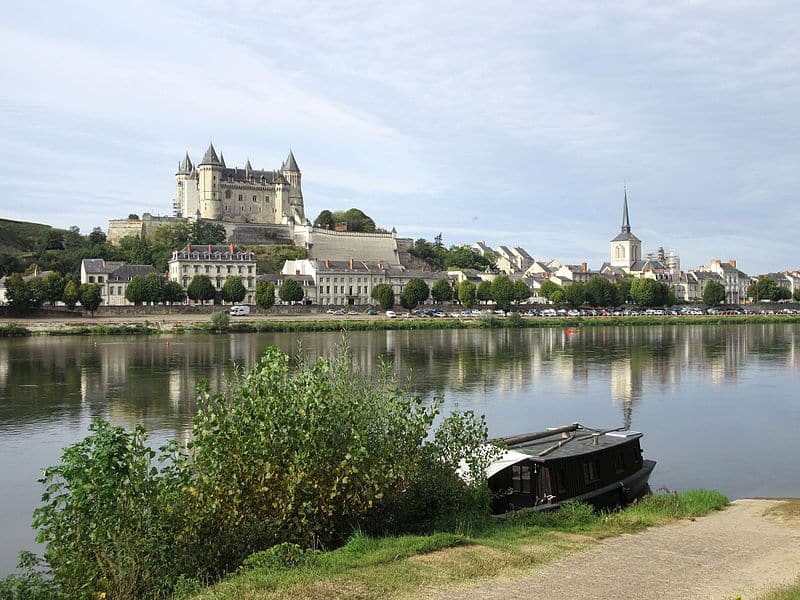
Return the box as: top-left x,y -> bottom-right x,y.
401,278 -> 430,309
190,220 -> 226,245
187,275 -> 215,305
490,275 -> 515,311
313,210 -> 334,229
539,280 -> 561,301
142,273 -> 165,304
774,286 -> 791,301
444,245 -> 494,271
62,280 -> 80,310
162,280 -> 186,304
431,279 -> 453,303
616,278 -> 632,304
371,283 -> 395,310
42,272 -> 65,307
702,281 -> 726,306
117,235 -> 152,266
278,278 -> 304,304
476,280 -> 493,304
562,283 -> 586,307
125,275 -> 148,305
0,253 -> 22,277
550,289 -> 565,307
88,228 -> 107,245
629,278 -> 669,307
5,273 -> 33,311
748,277 -> 780,303
79,284 -> 102,315
222,276 -> 246,303
512,279 -> 531,304
584,276 -> 620,307
128,214 -> 140,220
457,280 -> 477,309
255,280 -> 276,309
794,289 -> 800,302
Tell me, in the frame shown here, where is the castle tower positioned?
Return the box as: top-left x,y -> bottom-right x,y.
281,150 -> 305,222
610,187 -> 641,269
197,142 -> 223,220
175,153 -> 198,218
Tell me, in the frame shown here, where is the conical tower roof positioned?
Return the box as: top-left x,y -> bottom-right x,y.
219,153 -> 226,167
282,150 -> 299,172
200,142 -> 221,166
178,152 -> 193,173
611,186 -> 640,242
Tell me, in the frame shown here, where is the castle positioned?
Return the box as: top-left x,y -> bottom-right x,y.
174,143 -> 306,225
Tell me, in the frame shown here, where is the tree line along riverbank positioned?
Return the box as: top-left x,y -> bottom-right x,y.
2,313 -> 800,337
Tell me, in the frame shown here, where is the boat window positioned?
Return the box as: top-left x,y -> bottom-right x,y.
555,467 -> 568,495
582,460 -> 600,484
613,451 -> 626,474
511,465 -> 532,494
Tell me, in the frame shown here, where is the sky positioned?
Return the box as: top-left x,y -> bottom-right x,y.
1,1 -> 798,274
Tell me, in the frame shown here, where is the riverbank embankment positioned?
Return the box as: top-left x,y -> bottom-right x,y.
3,312 -> 800,337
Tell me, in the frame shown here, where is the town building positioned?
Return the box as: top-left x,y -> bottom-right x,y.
609,188 -> 642,269
80,259 -> 155,306
701,259 -> 750,304
0,267 -> 55,305
168,244 -> 257,304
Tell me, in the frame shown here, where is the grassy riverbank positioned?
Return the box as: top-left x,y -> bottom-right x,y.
186,490 -> 727,600
2,313 -> 800,337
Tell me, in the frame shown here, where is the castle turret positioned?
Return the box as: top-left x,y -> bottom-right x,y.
175,153 -> 196,217
610,187 -> 642,269
281,150 -> 305,222
198,142 -> 223,220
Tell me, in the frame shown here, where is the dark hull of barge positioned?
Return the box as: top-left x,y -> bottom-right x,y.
488,425 -> 656,515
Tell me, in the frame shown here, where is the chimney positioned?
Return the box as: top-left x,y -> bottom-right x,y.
325,259 -> 329,268
728,259 -> 737,268
349,258 -> 354,270
208,244 -> 212,254
581,261 -> 587,271
295,270 -> 300,276
187,244 -> 191,253
711,258 -> 721,265
230,243 -> 235,254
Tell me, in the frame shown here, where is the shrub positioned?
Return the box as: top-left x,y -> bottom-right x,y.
210,310 -> 229,331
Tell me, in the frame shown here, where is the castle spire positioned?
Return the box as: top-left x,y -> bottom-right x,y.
282,149 -> 299,172
219,153 -> 226,168
200,142 -> 221,166
621,186 -> 631,233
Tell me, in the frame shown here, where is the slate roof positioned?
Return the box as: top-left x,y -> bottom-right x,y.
611,231 -> 641,242
282,150 -> 300,172
200,143 -> 221,166
107,265 -> 156,283
220,168 -> 288,185
83,259 -> 124,274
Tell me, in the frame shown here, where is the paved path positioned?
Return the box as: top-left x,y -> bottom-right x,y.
437,500 -> 800,600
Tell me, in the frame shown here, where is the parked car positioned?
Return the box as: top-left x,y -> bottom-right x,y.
229,305 -> 250,316
385,310 -> 397,318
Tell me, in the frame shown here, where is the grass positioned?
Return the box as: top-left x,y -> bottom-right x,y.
0,322 -> 32,337
187,490 -> 728,600
757,579 -> 800,600
47,324 -> 160,336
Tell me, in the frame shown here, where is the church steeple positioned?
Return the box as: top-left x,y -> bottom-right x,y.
621,186 -> 631,233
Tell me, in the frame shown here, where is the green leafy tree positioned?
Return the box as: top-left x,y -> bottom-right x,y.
457,280 -> 477,308
490,275 -> 514,311
5,273 -> 33,311
702,280 -> 726,306
431,279 -> 453,303
794,289 -> 800,302
117,235 -> 152,266
222,276 -> 246,303
562,282 -> 586,307
616,278 -> 632,304
629,278 -> 669,307
142,273 -> 165,304
334,208 -> 377,232
774,286 -> 792,301
476,280 -> 493,304
162,280 -> 186,304
401,278 -> 430,309
312,210 -> 334,229
79,284 -> 102,315
539,280 -> 561,301
584,276 -> 620,307
550,289 -> 565,307
210,310 -> 229,331
128,213 -> 140,220
190,220 -> 226,245
125,275 -> 148,305
371,283 -> 395,310
187,275 -> 215,305
88,228 -> 106,245
445,245 -> 494,271
255,280 -> 276,309
278,278 -> 304,304
62,280 -> 80,310
41,272 -> 65,307
512,279 -> 531,304
0,253 -> 22,277
252,244 -> 307,274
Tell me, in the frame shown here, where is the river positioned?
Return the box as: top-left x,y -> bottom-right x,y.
1,324 -> 799,576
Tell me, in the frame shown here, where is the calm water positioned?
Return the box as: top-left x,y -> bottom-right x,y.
1,324 -> 799,575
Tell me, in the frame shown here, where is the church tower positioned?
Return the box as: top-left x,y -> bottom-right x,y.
610,187 -> 641,269
197,142 -> 223,220
281,150 -> 305,223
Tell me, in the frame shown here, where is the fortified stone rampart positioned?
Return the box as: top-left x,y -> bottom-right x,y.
304,227 -> 400,264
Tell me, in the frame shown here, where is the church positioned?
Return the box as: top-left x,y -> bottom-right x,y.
174,143 -> 306,225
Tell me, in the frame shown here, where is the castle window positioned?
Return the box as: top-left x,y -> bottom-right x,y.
253,195 -> 257,202
238,194 -> 243,201
225,190 -> 231,199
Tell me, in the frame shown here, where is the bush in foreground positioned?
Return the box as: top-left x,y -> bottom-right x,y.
16,341 -> 497,599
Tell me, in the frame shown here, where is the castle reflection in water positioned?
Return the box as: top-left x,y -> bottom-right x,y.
1,324 -> 799,441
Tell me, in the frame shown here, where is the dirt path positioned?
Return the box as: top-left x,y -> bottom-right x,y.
435,499 -> 800,600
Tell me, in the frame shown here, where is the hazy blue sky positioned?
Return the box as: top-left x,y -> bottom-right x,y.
1,1 -> 798,273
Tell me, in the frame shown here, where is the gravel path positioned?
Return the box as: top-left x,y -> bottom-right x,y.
437,499 -> 800,600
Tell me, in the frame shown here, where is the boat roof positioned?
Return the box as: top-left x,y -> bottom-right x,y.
511,429 -> 642,462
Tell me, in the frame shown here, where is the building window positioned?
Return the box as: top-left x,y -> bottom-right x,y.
109,287 -> 114,295
98,276 -> 104,283
238,194 -> 243,201
253,195 -> 257,202
88,276 -> 95,283
511,465 -> 532,494
225,190 -> 231,199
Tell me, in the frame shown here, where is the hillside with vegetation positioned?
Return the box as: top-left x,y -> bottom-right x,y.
0,218 -> 67,255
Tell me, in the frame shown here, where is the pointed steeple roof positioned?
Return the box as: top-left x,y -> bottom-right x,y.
219,153 -> 226,167
282,150 -> 299,172
178,152 -> 193,173
611,186 -> 640,242
200,142 -> 221,166
245,158 -> 252,172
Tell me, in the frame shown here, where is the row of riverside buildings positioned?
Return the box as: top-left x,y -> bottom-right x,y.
66,145 -> 800,308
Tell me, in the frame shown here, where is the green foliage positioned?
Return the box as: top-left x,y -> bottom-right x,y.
128,214 -> 140,220
512,279 -> 531,304
0,253 -> 22,277
249,244 -> 307,274
616,278 -> 632,303
78,284 -> 102,315
431,279 -> 453,303
457,280 -> 477,308
210,310 -> 230,331
221,276 -> 246,303
313,210 -> 334,229
0,551 -> 61,599
702,280 -> 726,306
550,289 -> 565,307
795,290 -> 800,302
163,280 -> 187,304
313,208 -> 377,232
191,220 -> 227,245
241,543 -> 317,571
409,237 -> 495,272
584,276 -> 620,307
774,286 -> 792,301
371,283 -> 395,310
41,272 -> 65,306
476,280 -> 493,303
562,282 -> 586,307
4,273 -> 33,311
187,275 -> 215,304
0,322 -> 32,337
255,280 -> 276,309
62,280 -> 80,310
539,279 -> 561,301
278,278 -> 304,304
506,312 -> 524,327
490,275 -> 514,311
629,278 -> 670,307
402,278 -> 430,309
